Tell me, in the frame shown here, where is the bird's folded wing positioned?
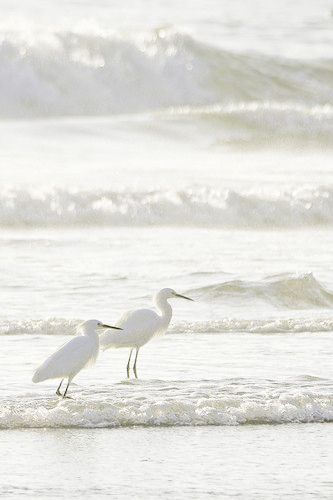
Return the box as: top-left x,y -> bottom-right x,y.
100,309 -> 161,349
33,336 -> 93,382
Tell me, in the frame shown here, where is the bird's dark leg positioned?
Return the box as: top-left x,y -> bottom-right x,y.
133,348 -> 140,379
127,349 -> 133,379
62,379 -> 71,399
56,379 -> 64,397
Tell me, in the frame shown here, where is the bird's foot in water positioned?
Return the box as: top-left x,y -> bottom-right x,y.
56,391 -> 73,399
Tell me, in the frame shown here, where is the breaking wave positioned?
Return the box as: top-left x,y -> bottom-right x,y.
0,27 -> 332,119
1,386 -> 332,428
173,317 -> 333,334
186,273 -> 333,309
1,186 -> 333,227
160,102 -> 333,146
2,305 -> 333,339
0,318 -> 80,336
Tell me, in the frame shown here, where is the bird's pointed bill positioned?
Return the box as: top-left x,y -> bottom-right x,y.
101,324 -> 123,330
174,293 -> 194,301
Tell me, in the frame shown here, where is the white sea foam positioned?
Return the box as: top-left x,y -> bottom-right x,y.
161,102 -> 333,146
173,317 -> 333,334
0,318 -> 80,336
1,388 -> 332,428
2,316 -> 333,339
1,186 -> 333,227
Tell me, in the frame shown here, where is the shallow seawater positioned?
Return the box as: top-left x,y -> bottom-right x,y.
1,425 -> 332,499
1,0 -> 333,497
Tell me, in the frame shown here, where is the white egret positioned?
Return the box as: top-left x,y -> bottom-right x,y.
100,288 -> 193,379
32,319 -> 122,398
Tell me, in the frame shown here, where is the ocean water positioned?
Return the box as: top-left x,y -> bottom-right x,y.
1,0 -> 333,498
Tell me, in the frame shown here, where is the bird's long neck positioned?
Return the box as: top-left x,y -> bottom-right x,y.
154,294 -> 173,326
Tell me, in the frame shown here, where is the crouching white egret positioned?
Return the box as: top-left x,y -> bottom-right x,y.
32,319 -> 122,398
100,288 -> 193,379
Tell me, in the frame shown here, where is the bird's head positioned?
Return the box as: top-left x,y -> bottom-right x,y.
157,288 -> 194,301
78,319 -> 122,334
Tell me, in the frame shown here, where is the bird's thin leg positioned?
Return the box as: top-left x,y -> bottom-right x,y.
56,379 -> 64,397
127,349 -> 133,379
133,348 -> 140,379
62,379 -> 71,399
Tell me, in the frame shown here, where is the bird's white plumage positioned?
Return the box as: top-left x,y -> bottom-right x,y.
32,319 -> 108,387
100,288 -> 193,358
102,289 -> 193,378
100,308 -> 165,349
32,319 -> 122,397
32,335 -> 97,383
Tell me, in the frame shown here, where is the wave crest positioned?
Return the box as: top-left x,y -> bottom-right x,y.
0,318 -> 80,336
2,314 -> 333,339
0,28 -> 332,118
187,273 -> 333,309
1,186 -> 333,227
172,317 -> 333,334
1,390 -> 332,428
162,102 -> 333,146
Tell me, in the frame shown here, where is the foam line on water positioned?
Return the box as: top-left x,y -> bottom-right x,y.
1,186 -> 333,228
1,389 -> 332,428
2,318 -> 333,339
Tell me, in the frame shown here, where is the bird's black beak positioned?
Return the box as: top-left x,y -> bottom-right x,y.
101,324 -> 123,330
174,293 -> 194,301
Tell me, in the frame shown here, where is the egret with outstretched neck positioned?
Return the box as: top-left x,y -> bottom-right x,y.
32,319 -> 122,398
100,288 -> 193,379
